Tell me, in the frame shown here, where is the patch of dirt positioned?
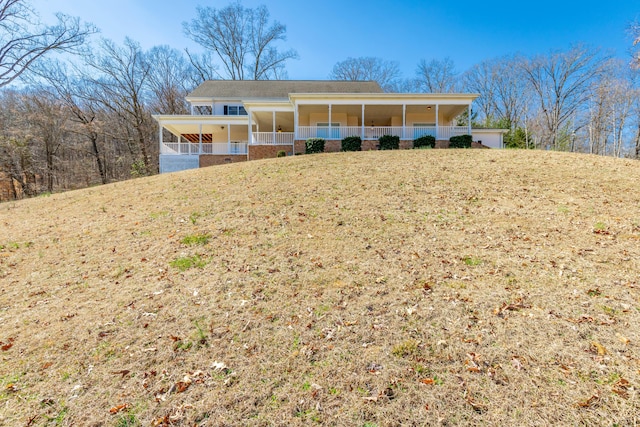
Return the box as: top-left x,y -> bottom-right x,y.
1,149 -> 639,426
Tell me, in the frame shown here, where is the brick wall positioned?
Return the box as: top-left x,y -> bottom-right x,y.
248,145 -> 293,160
199,155 -> 248,167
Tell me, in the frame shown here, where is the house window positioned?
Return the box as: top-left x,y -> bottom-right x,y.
224,105 -> 247,116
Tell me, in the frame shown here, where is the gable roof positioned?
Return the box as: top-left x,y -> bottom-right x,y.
187,80 -> 384,99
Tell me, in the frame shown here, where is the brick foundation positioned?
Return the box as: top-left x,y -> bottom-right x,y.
248,145 -> 294,160
199,155 -> 247,167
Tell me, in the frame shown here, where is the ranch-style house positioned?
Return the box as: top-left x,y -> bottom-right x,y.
153,80 -> 507,173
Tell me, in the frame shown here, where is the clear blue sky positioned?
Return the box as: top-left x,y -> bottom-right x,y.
30,0 -> 640,79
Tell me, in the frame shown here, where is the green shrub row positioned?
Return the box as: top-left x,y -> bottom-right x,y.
305,133 -> 473,153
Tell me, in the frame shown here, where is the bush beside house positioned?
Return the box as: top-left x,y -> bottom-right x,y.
413,135 -> 436,149
449,134 -> 473,148
305,138 -> 325,154
341,136 -> 362,152
378,135 -> 400,150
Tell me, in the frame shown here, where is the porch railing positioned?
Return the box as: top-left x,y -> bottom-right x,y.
251,132 -> 294,145
161,141 -> 248,155
297,126 -> 469,140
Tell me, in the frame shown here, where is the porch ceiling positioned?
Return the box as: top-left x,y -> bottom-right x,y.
252,111 -> 294,132
161,122 -> 245,138
296,103 -> 470,124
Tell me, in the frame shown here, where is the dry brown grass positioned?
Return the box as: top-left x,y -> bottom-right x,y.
1,149 -> 639,426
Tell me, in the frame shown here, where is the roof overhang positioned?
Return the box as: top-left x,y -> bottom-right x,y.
472,128 -> 510,134
242,100 -> 294,112
289,92 -> 479,105
185,96 -> 290,105
152,115 -> 249,137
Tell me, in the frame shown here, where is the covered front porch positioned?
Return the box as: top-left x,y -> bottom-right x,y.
291,93 -> 475,143
245,101 -> 295,146
154,115 -> 251,156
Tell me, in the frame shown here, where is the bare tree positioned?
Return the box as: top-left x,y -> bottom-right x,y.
84,38 -> 155,174
146,45 -> 195,115
0,88 -> 39,197
415,57 -> 458,93
464,56 -> 531,131
20,89 -> 68,191
630,21 -> 640,69
585,61 -> 637,156
0,0 -> 95,87
520,45 -> 608,150
329,56 -> 401,92
183,2 -> 297,80
30,59 -> 109,184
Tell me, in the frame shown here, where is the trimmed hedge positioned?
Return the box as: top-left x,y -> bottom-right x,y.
305,138 -> 325,154
449,134 -> 472,148
378,134 -> 400,150
341,136 -> 362,152
413,135 -> 435,149
276,150 -> 286,158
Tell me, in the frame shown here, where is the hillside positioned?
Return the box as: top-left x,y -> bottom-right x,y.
1,149 -> 639,426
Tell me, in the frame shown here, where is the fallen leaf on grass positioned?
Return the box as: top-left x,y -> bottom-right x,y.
367,362 -> 383,374
5,383 -> 18,392
590,341 -> 607,356
465,353 -> 482,373
511,356 -> 524,371
420,378 -> 435,385
576,394 -> 599,408
109,403 -> 130,414
211,361 -> 228,371
616,333 -> 630,345
612,378 -> 632,399
112,370 -> 130,378
1,337 -> 15,351
175,381 -> 191,393
494,299 -> 530,318
466,397 -> 487,413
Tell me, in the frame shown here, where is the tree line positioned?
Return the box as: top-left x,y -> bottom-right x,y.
1,0 -> 639,201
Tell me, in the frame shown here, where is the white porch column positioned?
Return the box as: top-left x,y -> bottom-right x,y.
293,104 -> 298,155
178,134 -> 182,154
435,104 -> 439,140
293,105 -> 299,140
272,110 -> 276,144
361,104 -> 365,140
227,123 -> 231,153
248,110 -> 253,144
198,124 -> 202,154
468,104 -> 472,135
328,104 -> 332,139
402,104 -> 406,140
158,121 -> 163,154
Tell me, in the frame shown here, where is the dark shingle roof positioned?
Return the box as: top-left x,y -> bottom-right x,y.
187,80 -> 384,99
